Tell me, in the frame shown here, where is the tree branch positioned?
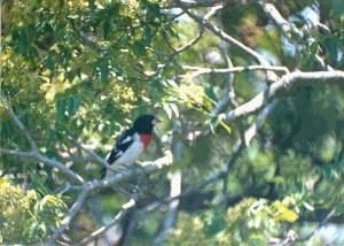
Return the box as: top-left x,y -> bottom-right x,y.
75,199 -> 136,245
176,1 -> 267,66
48,188 -> 89,245
184,65 -> 288,78
65,135 -> 115,171
176,0 -> 280,84
298,209 -> 336,242
0,93 -> 38,151
76,31 -> 104,53
46,153 -> 174,243
168,0 -> 220,9
1,93 -> 85,184
153,135 -> 183,245
0,148 -> 84,184
258,2 -> 333,71
222,70 -> 344,122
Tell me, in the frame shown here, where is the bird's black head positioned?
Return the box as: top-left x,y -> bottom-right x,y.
132,114 -> 157,134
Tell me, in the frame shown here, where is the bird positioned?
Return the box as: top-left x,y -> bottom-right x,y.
101,114 -> 158,178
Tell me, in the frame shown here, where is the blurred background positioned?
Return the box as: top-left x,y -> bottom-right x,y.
1,0 -> 343,244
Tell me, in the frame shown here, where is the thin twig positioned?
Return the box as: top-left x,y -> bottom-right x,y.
220,43 -> 238,107
0,148 -> 84,184
77,31 -> 104,53
146,4 -> 219,78
176,1 -> 271,67
243,100 -> 277,146
209,44 -> 239,117
0,93 -> 38,151
48,188 -> 90,245
166,0 -> 220,9
222,101 -> 276,193
75,199 -> 137,245
298,209 -> 336,242
65,135 -> 115,171
184,65 -> 289,78
258,2 -> 333,71
174,30 -> 204,55
0,94 -> 84,184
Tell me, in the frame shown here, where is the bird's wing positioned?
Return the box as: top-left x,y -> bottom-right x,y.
107,129 -> 135,164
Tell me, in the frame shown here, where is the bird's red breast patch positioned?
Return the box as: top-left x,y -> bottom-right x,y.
140,134 -> 153,149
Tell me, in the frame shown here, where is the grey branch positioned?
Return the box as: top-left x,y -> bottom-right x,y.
77,31 -> 104,53
47,154 -> 174,243
210,45 -> 238,117
153,134 -> 183,245
48,188 -> 89,245
152,171 -> 182,246
222,100 -> 276,193
243,100 -> 277,146
184,65 -> 288,78
0,148 -> 84,184
258,2 -> 333,71
65,135 -> 115,171
76,199 -> 136,245
169,0 -> 220,8
298,209 -> 336,242
164,4 -> 219,58
0,94 -> 38,151
0,93 -> 84,184
176,1 -> 280,83
220,44 -> 237,106
259,2 -> 296,37
177,2 -> 267,66
173,30 -> 204,56
222,70 -> 344,122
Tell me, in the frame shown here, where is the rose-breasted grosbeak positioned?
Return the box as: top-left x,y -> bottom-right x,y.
101,114 -> 157,178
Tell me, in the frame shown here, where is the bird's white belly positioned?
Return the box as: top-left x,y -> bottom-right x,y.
115,136 -> 144,165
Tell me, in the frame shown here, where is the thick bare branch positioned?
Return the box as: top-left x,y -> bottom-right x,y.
269,70 -> 344,95
222,70 -> 344,122
259,2 -> 296,37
